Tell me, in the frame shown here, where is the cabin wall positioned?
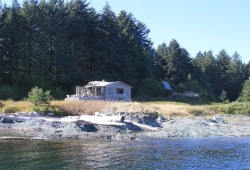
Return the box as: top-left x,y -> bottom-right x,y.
105,83 -> 131,102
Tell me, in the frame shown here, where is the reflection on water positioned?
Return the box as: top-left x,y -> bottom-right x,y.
0,137 -> 250,169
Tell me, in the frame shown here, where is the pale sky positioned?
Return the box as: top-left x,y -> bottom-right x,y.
1,0 -> 250,63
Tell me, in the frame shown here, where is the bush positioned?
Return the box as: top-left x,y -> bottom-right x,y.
29,104 -> 67,116
220,90 -> 229,103
209,102 -> 250,115
1,105 -> 17,113
28,87 -> 53,106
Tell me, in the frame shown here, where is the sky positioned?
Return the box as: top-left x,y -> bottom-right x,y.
1,0 -> 250,63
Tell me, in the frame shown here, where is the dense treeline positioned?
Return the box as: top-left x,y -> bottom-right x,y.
0,0 -> 153,99
155,41 -> 250,101
0,0 -> 249,102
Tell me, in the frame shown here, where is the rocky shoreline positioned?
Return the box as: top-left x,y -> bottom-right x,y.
0,112 -> 250,140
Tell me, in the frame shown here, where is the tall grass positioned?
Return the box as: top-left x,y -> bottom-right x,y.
52,100 -> 112,115
0,100 -> 249,116
0,100 -> 32,113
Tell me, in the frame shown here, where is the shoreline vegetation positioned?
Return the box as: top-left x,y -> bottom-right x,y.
0,100 -> 249,140
1,100 -> 250,116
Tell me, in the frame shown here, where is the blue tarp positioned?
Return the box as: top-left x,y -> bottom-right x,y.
162,81 -> 172,91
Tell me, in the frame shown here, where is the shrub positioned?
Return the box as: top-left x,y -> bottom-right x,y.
2,105 -> 17,113
220,90 -> 229,103
28,87 -> 53,106
209,102 -> 250,115
29,104 -> 67,116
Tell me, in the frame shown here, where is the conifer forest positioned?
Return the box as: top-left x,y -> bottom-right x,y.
0,0 -> 250,101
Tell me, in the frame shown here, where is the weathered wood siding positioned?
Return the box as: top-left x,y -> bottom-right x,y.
105,82 -> 131,102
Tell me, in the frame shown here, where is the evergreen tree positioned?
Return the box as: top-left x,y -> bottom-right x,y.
226,52 -> 246,100
190,50 -> 218,97
93,2 -> 121,80
117,10 -> 153,89
216,49 -> 231,96
0,0 -> 248,101
154,43 -> 168,80
238,77 -> 250,102
156,39 -> 190,84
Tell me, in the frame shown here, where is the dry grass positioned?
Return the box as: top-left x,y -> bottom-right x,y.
0,100 -> 216,116
108,101 -> 213,116
0,100 -> 32,113
51,100 -> 112,115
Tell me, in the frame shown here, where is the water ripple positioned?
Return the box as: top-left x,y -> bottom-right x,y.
0,137 -> 250,170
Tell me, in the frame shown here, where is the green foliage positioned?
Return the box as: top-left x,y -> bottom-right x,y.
30,105 -> 67,116
51,88 -> 67,100
209,102 -> 250,115
0,84 -> 21,100
167,96 -> 204,105
220,90 -> 229,103
0,0 -> 249,102
175,83 -> 186,93
0,0 -> 154,99
155,40 -> 190,84
175,81 -> 204,94
136,79 -> 168,101
1,105 -> 17,113
238,77 -> 250,102
28,87 -> 53,106
190,50 -> 248,102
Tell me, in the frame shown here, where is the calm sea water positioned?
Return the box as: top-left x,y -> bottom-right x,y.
0,137 -> 249,170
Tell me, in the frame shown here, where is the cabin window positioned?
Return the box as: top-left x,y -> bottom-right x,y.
116,88 -> 124,94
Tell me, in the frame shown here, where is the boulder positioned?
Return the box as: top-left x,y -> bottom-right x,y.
48,112 -> 55,117
211,115 -> 225,124
1,118 -> 14,124
75,120 -> 97,132
156,112 -> 168,123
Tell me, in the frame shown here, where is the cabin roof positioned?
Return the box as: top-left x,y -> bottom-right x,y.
85,81 -> 132,88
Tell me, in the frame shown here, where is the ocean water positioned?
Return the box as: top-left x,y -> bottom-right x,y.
0,137 -> 249,170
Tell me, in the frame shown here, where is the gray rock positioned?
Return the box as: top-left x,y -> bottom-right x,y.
1,118 -> 14,124
48,112 -> 55,117
156,113 -> 168,123
51,121 -> 62,128
112,112 -> 161,127
75,120 -> 98,132
211,115 -> 225,123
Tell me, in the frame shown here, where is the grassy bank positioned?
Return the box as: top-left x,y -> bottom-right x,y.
0,100 -> 249,116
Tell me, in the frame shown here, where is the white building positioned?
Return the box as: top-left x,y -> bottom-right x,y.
66,80 -> 132,102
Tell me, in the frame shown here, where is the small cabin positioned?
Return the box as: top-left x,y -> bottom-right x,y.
65,80 -> 132,102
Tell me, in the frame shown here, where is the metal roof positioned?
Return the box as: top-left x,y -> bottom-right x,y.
85,81 -> 132,88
